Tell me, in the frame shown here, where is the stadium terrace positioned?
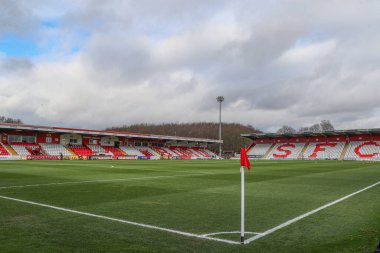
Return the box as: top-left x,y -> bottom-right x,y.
242,129 -> 380,161
0,123 -> 221,160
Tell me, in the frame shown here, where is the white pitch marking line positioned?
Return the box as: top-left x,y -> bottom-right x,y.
0,195 -> 240,245
0,173 -> 209,190
202,231 -> 262,237
245,180 -> 380,244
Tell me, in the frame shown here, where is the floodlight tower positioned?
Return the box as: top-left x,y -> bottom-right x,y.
216,96 -> 224,158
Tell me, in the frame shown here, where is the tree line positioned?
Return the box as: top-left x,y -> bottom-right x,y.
107,122 -> 261,153
276,120 -> 335,134
0,116 -> 23,124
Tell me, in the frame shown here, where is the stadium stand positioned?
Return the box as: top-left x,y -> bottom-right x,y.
242,130 -> 380,161
40,143 -> 72,156
102,146 -> 125,156
344,141 -> 380,160
244,139 -> 380,161
4,122 -> 380,161
0,123 -> 221,160
189,148 -> 204,157
68,145 -> 93,157
138,149 -> 151,156
247,143 -> 272,158
153,147 -> 173,158
203,149 -> 220,159
192,147 -> 212,158
131,147 -> 160,159
267,143 -> 305,159
180,147 -> 200,159
302,142 -> 345,160
189,148 -> 200,157
145,147 -> 160,157
152,146 -> 212,159
120,146 -> 145,157
189,148 -> 213,159
163,147 -> 179,157
0,142 -> 10,156
168,147 -> 191,159
10,143 -> 42,156
87,144 -> 106,155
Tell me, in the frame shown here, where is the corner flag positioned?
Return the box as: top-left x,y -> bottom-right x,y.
240,147 -> 251,170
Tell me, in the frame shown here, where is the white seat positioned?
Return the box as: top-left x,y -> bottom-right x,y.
120,146 -> 145,156
40,143 -> 72,156
248,143 -> 272,157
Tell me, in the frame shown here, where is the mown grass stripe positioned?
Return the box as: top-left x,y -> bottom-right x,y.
0,173 -> 212,190
0,194 -> 240,245
245,180 -> 380,244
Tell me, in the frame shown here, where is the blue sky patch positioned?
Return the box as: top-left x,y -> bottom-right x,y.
42,19 -> 59,29
0,36 -> 41,58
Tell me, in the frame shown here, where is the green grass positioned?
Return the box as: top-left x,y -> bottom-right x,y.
0,160 -> 379,253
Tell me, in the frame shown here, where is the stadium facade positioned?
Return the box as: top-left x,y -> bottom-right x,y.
0,123 -> 221,160
242,129 -> 380,160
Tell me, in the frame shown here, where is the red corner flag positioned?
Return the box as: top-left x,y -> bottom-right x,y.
240,147 -> 251,170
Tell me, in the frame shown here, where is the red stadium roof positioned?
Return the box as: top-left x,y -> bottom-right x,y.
0,123 -> 222,144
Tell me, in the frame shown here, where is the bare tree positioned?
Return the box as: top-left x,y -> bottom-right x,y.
309,123 -> 322,132
298,127 -> 310,133
320,120 -> 335,131
277,125 -> 296,134
0,116 -> 23,124
298,120 -> 335,133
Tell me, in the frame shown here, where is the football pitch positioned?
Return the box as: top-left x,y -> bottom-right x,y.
0,160 -> 379,253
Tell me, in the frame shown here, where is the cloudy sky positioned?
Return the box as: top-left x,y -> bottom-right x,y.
1,0 -> 380,132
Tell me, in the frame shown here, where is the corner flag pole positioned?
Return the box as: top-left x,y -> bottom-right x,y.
241,165 -> 245,244
240,147 -> 250,245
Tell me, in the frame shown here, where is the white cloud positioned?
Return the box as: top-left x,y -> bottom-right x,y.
1,0 -> 380,132
277,39 -> 337,66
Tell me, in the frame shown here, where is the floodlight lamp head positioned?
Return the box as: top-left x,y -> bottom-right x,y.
216,96 -> 224,102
